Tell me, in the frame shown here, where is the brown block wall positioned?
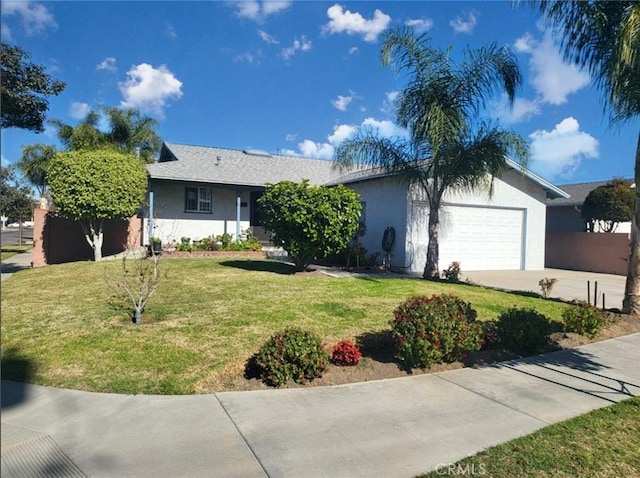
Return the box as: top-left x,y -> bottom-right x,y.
545,232 -> 629,276
33,209 -> 142,267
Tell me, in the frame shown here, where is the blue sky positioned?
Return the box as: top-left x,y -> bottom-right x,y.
1,1 -> 637,186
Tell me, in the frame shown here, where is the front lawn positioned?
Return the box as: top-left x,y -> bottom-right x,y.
1,245 -> 32,261
2,258 -> 569,394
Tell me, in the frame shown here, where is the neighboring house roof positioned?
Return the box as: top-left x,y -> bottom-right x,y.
147,142 -> 568,199
547,178 -> 634,207
147,142 -> 341,187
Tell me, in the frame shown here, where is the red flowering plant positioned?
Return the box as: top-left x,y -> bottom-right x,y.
390,294 -> 483,369
331,340 -> 362,366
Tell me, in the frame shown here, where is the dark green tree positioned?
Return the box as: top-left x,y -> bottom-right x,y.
523,1 -> 640,313
1,43 -> 65,132
47,150 -> 148,261
334,27 -> 528,279
582,179 -> 634,232
258,180 -> 362,271
0,166 -> 35,244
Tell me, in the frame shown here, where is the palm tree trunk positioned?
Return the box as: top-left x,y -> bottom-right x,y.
623,130 -> 640,315
423,201 -> 440,279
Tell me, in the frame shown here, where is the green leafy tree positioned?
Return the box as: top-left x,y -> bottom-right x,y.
523,1 -> 640,313
47,150 -> 148,262
334,27 -> 528,279
582,179 -> 634,232
1,43 -> 65,132
258,180 -> 362,271
51,106 -> 162,163
0,166 -> 35,244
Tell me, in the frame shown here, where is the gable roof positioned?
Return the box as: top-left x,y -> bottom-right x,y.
147,142 -> 340,187
147,142 -> 568,199
547,178 -> 634,207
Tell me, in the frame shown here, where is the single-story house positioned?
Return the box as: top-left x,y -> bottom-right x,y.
145,142 -> 568,273
546,179 -> 634,234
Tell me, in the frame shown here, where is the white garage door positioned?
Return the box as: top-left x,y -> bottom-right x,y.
411,203 -> 525,272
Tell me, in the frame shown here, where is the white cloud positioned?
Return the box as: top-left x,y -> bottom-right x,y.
332,91 -> 355,111
323,4 -> 391,43
234,50 -> 262,65
96,57 -> 117,73
232,0 -> 291,22
258,30 -> 279,45
295,117 -> 408,159
118,63 -> 183,117
515,32 -> 590,105
285,133 -> 297,142
348,46 -> 359,55
405,18 -> 434,34
449,11 -> 477,34
489,94 -> 541,124
69,101 -> 90,119
529,117 -> 599,179
2,1 -> 57,36
281,36 -> 311,60
165,22 -> 177,39
381,90 -> 399,113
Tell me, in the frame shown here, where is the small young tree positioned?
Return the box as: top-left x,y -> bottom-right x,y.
0,166 -> 35,245
582,179 -> 634,233
258,180 -> 362,271
47,149 -> 148,261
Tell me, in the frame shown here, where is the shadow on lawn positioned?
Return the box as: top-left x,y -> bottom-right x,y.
220,260 -> 298,275
1,346 -> 37,408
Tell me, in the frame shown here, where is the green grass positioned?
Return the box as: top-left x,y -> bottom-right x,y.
1,244 -> 32,261
2,258 -> 569,394
419,397 -> 640,478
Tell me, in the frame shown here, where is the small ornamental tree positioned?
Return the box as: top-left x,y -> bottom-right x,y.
47,149 -> 148,261
258,180 -> 362,271
582,179 -> 634,232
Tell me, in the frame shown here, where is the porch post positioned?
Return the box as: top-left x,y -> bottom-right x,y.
236,190 -> 241,241
148,188 -> 154,244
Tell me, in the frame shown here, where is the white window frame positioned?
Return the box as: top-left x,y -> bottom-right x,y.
185,186 -> 212,213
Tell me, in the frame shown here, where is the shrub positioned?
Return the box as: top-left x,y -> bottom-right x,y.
482,321 -> 501,349
390,294 -> 483,369
538,277 -> 558,299
442,261 -> 462,283
331,340 -> 362,366
562,303 -> 606,339
177,236 -> 192,252
249,328 -> 329,387
497,307 -> 552,354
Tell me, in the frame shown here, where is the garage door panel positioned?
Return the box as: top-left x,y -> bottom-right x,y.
411,203 -> 524,272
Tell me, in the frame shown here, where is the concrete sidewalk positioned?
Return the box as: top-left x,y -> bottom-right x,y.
2,333 -> 639,478
1,251 -> 33,282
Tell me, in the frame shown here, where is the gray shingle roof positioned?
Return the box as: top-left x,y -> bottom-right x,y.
547,179 -> 634,207
147,143 -> 342,187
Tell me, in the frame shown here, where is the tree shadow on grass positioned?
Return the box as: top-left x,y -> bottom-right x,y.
219,260 -> 299,275
1,346 -> 37,408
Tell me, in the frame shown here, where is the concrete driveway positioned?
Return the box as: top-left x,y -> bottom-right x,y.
463,268 -> 626,310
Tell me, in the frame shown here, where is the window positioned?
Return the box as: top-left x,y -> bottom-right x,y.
185,187 -> 212,213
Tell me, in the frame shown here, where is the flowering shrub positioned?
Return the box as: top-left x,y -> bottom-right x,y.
497,307 -> 552,354
442,262 -> 462,283
331,340 -> 362,366
248,328 -> 328,387
390,294 -> 483,368
482,322 -> 501,349
563,303 -> 606,339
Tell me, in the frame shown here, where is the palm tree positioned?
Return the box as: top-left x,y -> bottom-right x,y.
51,106 -> 162,162
16,143 -> 57,200
525,1 -> 640,313
334,28 -> 529,278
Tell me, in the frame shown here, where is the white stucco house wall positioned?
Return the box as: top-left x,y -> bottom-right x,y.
145,142 -> 568,272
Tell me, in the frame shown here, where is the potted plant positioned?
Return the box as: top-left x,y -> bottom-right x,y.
149,236 -> 162,254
